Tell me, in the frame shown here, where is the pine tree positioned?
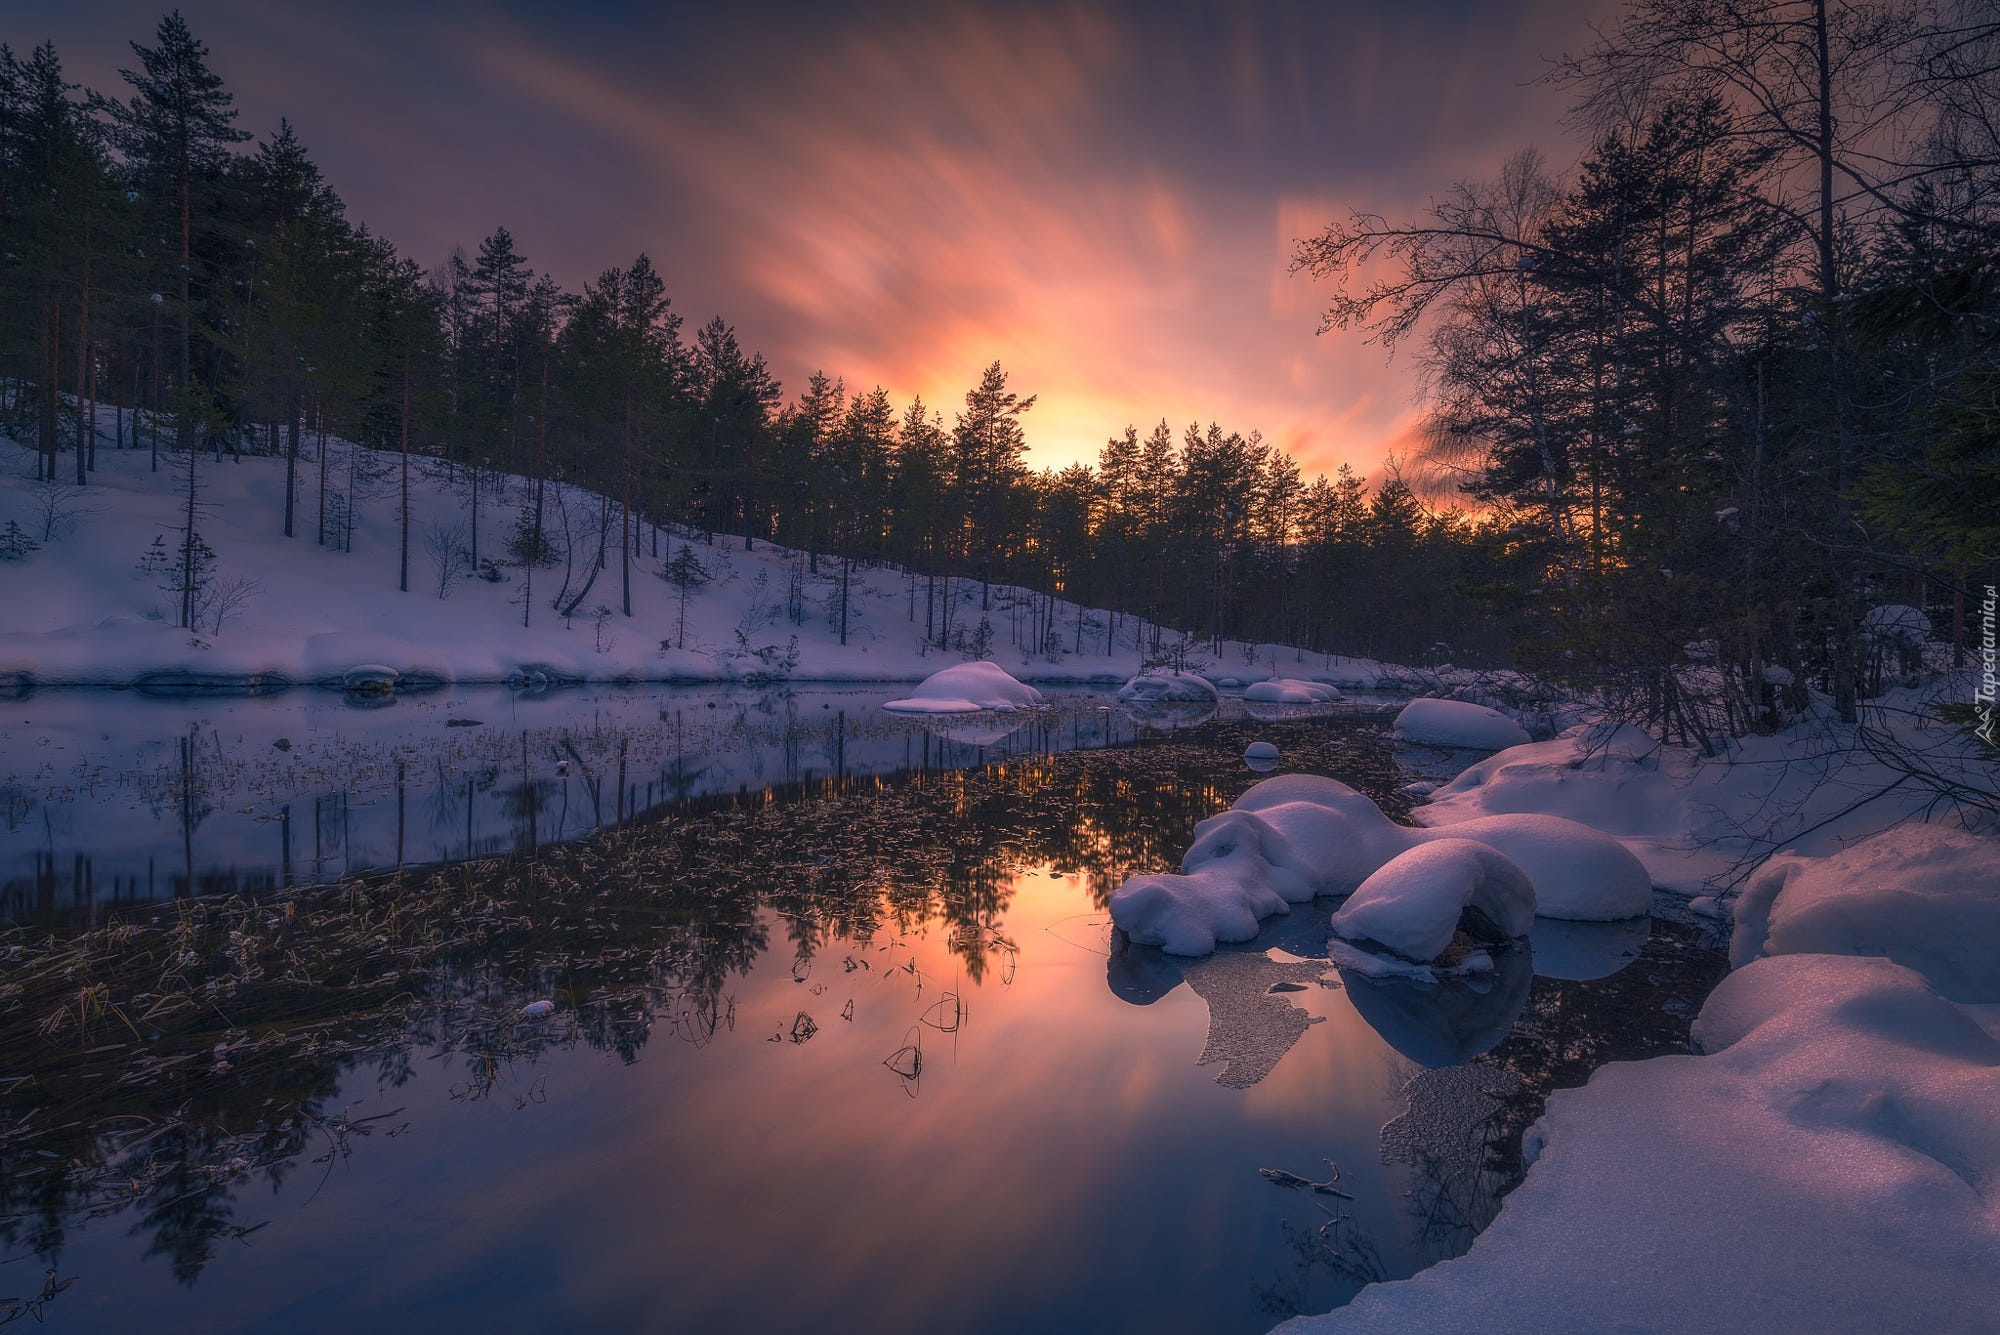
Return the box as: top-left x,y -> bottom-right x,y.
112,11 -> 250,447
0,520 -> 38,560
952,361 -> 1034,605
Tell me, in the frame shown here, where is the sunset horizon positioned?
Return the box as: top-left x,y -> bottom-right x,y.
23,0 -> 1593,479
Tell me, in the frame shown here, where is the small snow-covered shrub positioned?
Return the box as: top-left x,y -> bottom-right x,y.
960,615 -> 994,662
733,570 -> 781,651
1140,632 -> 1208,676
505,504 -> 559,568
136,533 -> 170,574
0,519 -> 38,560
657,544 -> 711,649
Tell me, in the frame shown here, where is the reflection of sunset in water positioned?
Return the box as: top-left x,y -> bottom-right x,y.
434,866 -> 1421,1333
13,707 -> 1705,1334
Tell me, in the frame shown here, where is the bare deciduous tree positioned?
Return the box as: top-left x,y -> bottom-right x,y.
206,574 -> 262,634
31,480 -> 100,542
427,519 -> 470,599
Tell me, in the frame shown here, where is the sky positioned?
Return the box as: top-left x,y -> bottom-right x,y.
16,1 -> 1609,478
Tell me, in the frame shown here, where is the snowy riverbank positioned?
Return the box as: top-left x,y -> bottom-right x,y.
0,438 -> 1403,693
1276,703 -> 2000,1333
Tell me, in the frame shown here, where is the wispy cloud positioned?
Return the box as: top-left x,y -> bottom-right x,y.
30,0 -> 1604,481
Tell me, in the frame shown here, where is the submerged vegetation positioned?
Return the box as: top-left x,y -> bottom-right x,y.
0,716 -> 1408,1280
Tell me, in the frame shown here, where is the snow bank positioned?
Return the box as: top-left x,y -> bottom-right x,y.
1243,677 -> 1342,704
1731,825 -> 2000,1002
1331,840 -> 1535,962
0,438 -> 1319,690
1115,670 -> 1219,703
1281,950 -> 2000,1334
1414,716 -> 1995,898
1393,698 -> 1531,750
1108,774 -> 1651,956
880,661 -> 1043,714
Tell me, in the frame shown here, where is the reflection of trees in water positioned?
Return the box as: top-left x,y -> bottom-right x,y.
1474,920 -> 1727,1188
1249,922 -> 1728,1316
1,718 -> 1404,1284
1256,1207 -> 1389,1319
1360,922 -> 1730,1279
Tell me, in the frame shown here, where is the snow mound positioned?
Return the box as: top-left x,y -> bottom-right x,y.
1331,839 -> 1536,962
1244,740 -> 1279,761
1423,813 -> 1652,920
1116,671 -> 1218,703
1110,773 -> 1653,956
882,661 -> 1043,714
1278,950 -> 2000,1334
1394,698 -> 1531,750
1108,860 -> 1293,956
1243,677 -> 1342,704
1862,603 -> 1931,641
1731,825 -> 2000,1002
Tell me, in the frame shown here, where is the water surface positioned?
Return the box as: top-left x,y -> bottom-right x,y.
0,699 -> 1719,1333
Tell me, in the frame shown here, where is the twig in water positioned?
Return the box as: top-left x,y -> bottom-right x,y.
1258,1160 -> 1355,1199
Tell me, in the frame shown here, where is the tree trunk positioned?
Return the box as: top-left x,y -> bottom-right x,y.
284,406 -> 299,537
620,401 -> 632,617
317,406 -> 328,546
181,437 -> 198,629
178,145 -> 192,454
400,344 -> 411,593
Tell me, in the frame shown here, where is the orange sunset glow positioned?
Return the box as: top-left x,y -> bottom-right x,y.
40,0 -> 1596,478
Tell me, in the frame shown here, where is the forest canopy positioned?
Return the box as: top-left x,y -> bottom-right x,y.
3,4 -> 1995,736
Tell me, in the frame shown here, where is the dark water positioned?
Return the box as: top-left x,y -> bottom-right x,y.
1,684 -> 1197,918
0,704 -> 1722,1334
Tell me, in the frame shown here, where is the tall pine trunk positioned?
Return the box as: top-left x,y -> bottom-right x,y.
181,436 -> 199,629
399,344 -> 411,593
284,405 -> 299,538
620,400 -> 632,617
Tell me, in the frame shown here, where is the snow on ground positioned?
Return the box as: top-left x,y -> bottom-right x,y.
1244,677 -> 1343,704
881,661 -> 1042,714
1417,704 -> 1995,894
1330,839 -> 1535,962
1393,697 -> 1531,750
1280,700 -> 2000,1333
0,436 -> 1371,691
1116,670 -> 1220,703
1279,948 -> 2000,1334
1730,824 -> 2000,1002
1109,774 -> 1650,955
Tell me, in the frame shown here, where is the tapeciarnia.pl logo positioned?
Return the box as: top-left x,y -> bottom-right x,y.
1977,585 -> 1998,746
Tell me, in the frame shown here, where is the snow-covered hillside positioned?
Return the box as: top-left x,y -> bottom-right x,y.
0,434 -> 1377,691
